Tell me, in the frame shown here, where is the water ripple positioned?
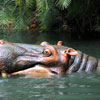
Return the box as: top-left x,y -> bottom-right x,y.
0,74 -> 100,100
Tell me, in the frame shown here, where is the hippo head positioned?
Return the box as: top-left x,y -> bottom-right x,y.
32,41 -> 78,74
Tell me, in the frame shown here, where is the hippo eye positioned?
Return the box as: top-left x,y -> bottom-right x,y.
43,48 -> 52,57
64,50 -> 67,53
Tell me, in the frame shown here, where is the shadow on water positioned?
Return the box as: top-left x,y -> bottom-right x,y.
0,30 -> 100,100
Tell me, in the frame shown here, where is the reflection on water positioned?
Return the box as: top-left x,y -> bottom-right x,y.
0,30 -> 100,100
0,30 -> 100,58
0,74 -> 100,100
0,30 -> 39,43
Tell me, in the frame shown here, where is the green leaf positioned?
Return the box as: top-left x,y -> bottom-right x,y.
56,0 -> 71,9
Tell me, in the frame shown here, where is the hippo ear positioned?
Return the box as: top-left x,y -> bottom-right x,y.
57,41 -> 63,46
40,41 -> 49,46
67,48 -> 78,56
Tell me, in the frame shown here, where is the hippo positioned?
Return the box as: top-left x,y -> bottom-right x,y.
12,41 -> 100,77
11,41 -> 78,77
0,40 -> 43,76
1,40 -> 100,78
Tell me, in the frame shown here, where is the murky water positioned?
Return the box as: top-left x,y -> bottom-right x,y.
0,30 -> 100,100
0,74 -> 100,100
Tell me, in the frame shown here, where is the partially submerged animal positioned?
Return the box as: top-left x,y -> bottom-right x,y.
0,40 -> 100,78
12,41 -> 100,77
11,41 -> 78,77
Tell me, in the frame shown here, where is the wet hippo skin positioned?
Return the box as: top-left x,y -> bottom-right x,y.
13,41 -> 100,76
0,40 -> 43,75
11,41 -> 78,76
46,41 -> 100,74
36,41 -> 100,74
67,51 -> 99,74
0,40 -> 100,77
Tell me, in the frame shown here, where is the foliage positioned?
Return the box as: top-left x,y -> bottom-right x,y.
36,0 -> 71,30
55,0 -> 71,10
36,0 -> 100,37
66,0 -> 100,38
0,0 -> 36,30
0,0 -> 99,39
0,0 -> 15,29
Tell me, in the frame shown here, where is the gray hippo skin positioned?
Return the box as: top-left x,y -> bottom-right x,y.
0,40 -> 43,75
57,42 -> 100,74
27,41 -> 100,74
67,50 -> 100,74
0,40 -> 99,76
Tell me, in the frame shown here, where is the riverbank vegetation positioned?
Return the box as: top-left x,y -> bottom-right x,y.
0,0 -> 100,39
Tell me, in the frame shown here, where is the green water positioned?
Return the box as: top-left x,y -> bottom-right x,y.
0,74 -> 100,100
0,30 -> 100,100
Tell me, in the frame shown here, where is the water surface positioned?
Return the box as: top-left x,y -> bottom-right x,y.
0,30 -> 100,100
0,74 -> 100,100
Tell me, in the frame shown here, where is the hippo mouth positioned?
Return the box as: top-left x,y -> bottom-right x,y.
34,64 -> 58,74
23,53 -> 61,74
11,64 -> 57,77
